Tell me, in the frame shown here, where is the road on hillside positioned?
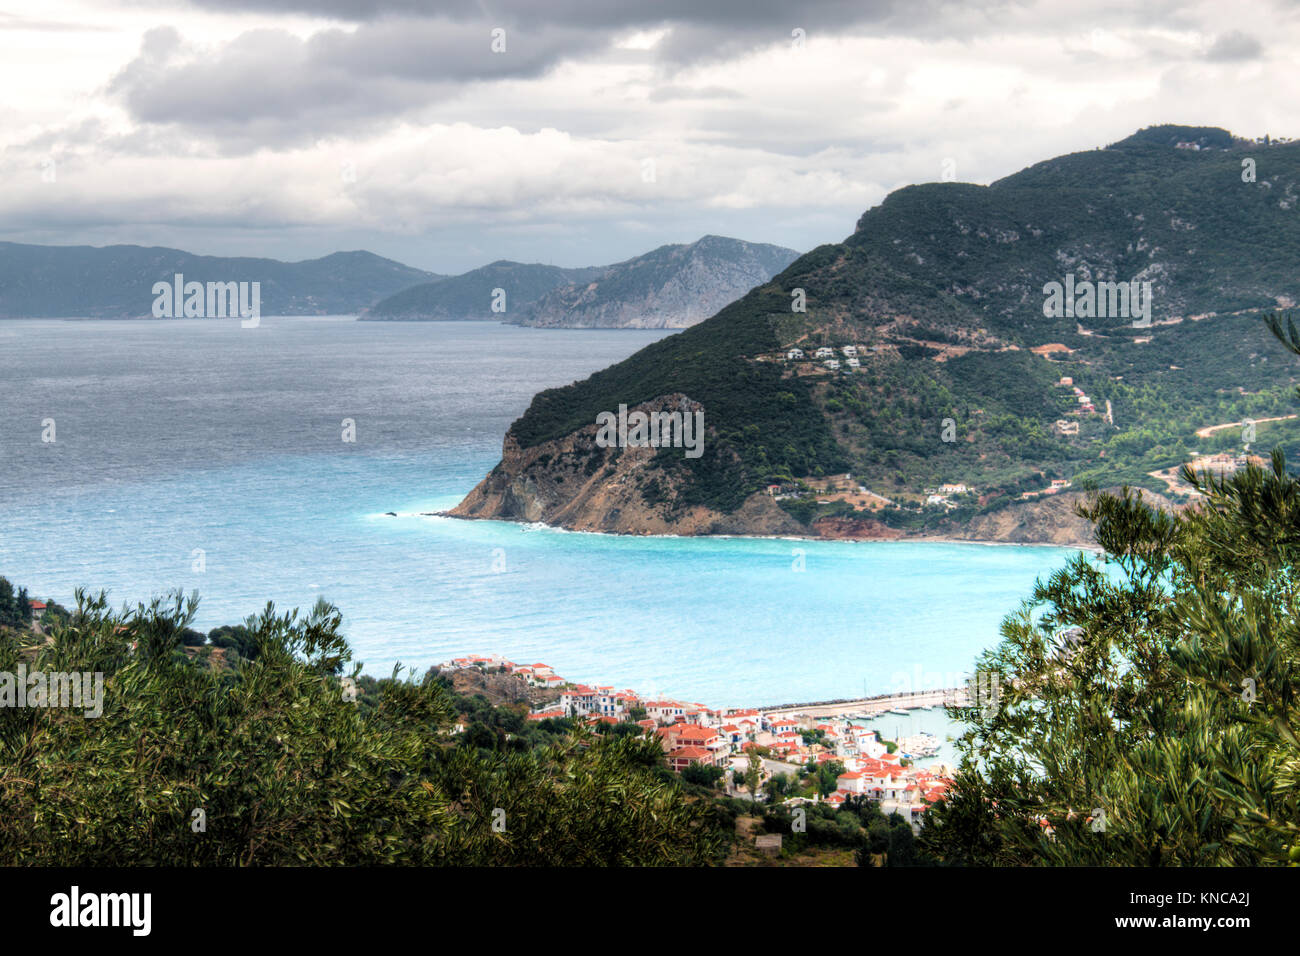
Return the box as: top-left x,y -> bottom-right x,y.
1194,414 -> 1297,439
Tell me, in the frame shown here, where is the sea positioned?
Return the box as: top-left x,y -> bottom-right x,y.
0,316 -> 1083,708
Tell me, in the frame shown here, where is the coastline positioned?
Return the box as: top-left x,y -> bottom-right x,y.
418,508 -> 1102,552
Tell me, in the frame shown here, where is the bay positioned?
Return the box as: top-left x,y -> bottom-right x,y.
0,317 -> 1078,707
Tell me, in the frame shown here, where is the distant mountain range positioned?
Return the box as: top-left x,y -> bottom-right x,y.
364,236 -> 801,328
0,243 -> 441,318
365,260 -> 607,322
0,234 -> 798,327
451,125 -> 1300,543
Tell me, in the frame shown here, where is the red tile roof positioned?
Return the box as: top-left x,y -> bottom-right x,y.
670,746 -> 711,759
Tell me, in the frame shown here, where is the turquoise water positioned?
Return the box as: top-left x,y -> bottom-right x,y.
0,317 -> 1080,707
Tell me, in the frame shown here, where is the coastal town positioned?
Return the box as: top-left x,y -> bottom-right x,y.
441,654 -> 957,830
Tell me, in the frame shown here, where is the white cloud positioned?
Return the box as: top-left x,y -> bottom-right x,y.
0,0 -> 1294,271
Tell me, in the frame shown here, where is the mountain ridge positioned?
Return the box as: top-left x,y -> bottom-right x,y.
363,260 -> 606,321
518,235 -> 799,329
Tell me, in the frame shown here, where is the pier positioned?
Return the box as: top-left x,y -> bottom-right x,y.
752,687 -> 968,720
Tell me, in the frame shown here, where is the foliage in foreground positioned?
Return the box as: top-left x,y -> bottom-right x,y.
0,593 -> 725,866
921,315 -> 1300,866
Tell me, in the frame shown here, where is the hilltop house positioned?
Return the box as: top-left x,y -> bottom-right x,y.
561,686 -> 635,719
450,654 -> 502,669
814,347 -> 835,359
786,348 -> 805,360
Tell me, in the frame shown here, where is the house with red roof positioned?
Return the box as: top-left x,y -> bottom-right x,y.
526,708 -> 565,722
658,722 -> 728,767
645,700 -> 688,724
836,770 -> 867,795
768,718 -> 801,736
666,746 -> 714,772
561,685 -> 631,720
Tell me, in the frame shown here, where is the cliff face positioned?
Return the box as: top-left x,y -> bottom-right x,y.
431,666 -> 559,709
451,394 -> 805,536
450,390 -> 1156,546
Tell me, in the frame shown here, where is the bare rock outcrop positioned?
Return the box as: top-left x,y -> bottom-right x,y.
450,394 -> 805,536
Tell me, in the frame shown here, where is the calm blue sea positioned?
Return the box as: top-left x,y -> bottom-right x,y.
0,317 -> 1079,707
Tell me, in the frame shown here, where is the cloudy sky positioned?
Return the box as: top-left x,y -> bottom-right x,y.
0,0 -> 1291,273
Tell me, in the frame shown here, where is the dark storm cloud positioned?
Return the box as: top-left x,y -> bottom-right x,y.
176,0 -> 1001,58
108,19 -> 605,143
182,0 -> 915,30
1204,30 -> 1263,61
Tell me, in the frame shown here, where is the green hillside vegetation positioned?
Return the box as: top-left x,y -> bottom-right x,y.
848,125 -> 1300,337
511,283 -> 848,511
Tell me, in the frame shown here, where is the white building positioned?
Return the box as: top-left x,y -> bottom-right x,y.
645,700 -> 688,724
